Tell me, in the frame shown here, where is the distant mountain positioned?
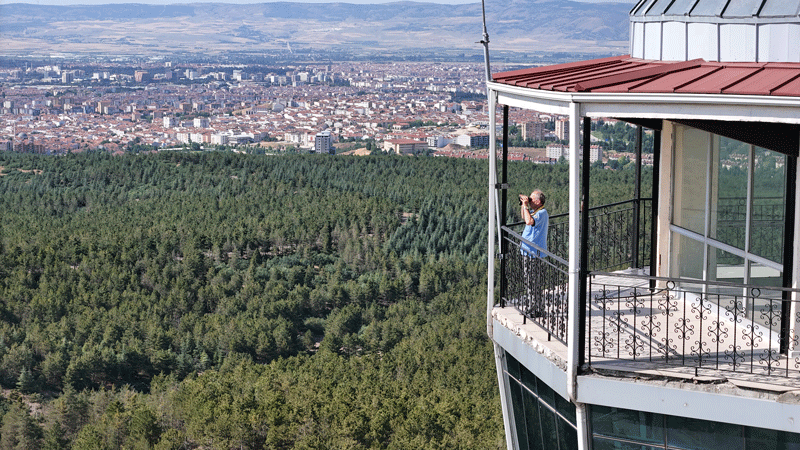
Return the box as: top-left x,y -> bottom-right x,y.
0,1 -> 632,58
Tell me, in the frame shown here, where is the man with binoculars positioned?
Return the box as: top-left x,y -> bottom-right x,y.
519,190 -> 548,258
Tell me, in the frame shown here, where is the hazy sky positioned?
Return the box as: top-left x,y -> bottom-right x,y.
5,0 -> 621,5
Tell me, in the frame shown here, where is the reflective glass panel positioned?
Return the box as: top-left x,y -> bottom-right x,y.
750,147 -> 786,264
707,247 -> 744,286
592,405 -> 665,446
671,232 -> 704,281
510,384 -> 529,449
520,360 -> 538,396
539,403 -> 560,450
745,426 -> 800,450
673,126 -> 709,235
712,137 -> 747,250
666,415 -> 741,450
594,438 -> 661,450
557,417 -> 579,450
523,387 -> 543,450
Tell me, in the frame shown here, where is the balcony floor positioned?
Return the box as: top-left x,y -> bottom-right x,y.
493,268 -> 800,394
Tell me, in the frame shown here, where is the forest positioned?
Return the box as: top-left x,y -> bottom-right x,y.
0,151 -> 646,449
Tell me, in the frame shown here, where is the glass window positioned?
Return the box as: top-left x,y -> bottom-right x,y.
592,405 -> 665,446
557,418 -> 579,450
521,363 -> 538,396
707,247 -> 744,286
593,438 -> 662,450
524,390 -> 544,450
507,352 -> 521,380
712,136 -> 748,250
671,232 -> 704,280
504,351 -> 577,450
538,403 -> 560,450
510,383 -> 529,449
665,415 -> 742,450
750,147 -> 786,264
673,126 -> 709,235
745,426 -> 800,450
670,126 -> 787,297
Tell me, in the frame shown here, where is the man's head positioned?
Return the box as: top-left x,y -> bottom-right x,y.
530,190 -> 545,208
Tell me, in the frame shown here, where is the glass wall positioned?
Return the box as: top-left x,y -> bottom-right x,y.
592,404 -> 800,450
670,125 -> 787,304
503,352 -> 577,450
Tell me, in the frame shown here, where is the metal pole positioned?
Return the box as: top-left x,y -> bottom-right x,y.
633,125 -> 642,268
579,117 -> 591,368
500,105 -> 509,306
780,153 -> 797,354
480,0 -> 492,84
650,129 -> 661,289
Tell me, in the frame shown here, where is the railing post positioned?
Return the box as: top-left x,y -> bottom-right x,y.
499,105 -> 510,307
780,153 -> 796,354
650,129 -> 661,290
632,125 -> 642,269
579,117 -> 591,368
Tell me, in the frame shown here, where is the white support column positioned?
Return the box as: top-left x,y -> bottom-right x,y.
494,343 -> 517,450
566,102 -> 590,450
566,101 -> 581,400
487,89 -> 497,338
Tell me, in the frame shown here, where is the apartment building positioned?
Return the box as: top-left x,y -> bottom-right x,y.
382,138 -> 426,155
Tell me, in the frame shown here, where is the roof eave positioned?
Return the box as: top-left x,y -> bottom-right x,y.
488,80 -> 800,125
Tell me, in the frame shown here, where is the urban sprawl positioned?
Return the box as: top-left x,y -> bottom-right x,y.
0,61 -> 644,164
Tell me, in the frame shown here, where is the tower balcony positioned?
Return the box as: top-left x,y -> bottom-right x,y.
495,198 -> 800,382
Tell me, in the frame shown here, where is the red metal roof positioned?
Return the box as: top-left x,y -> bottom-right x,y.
492,55 -> 800,97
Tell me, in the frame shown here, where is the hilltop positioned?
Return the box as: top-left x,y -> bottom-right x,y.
0,1 -> 631,58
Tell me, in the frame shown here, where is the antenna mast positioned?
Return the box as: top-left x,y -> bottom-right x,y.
480,0 -> 492,83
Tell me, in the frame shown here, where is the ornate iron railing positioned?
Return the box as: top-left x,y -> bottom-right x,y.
587,271 -> 800,378
499,199 -> 653,343
500,227 -> 569,345
716,196 -> 785,265
507,199 -> 652,273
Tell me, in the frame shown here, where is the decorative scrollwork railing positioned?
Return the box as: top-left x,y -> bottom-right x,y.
500,199 -> 652,344
500,226 -> 569,345
587,272 -> 800,378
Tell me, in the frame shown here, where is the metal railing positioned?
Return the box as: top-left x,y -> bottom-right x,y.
716,196 -> 786,265
499,199 -> 653,344
500,227 -> 569,345
587,271 -> 800,378
507,199 -> 652,273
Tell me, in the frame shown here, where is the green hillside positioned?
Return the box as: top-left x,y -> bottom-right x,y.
0,151 -> 647,448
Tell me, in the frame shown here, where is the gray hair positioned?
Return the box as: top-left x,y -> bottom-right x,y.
531,190 -> 546,206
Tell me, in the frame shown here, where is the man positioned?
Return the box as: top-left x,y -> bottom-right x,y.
520,190 -> 548,258
519,190 -> 548,318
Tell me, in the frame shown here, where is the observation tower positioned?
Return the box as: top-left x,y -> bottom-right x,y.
485,1 -> 800,449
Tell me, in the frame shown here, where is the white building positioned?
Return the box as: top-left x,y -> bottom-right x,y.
455,133 -> 490,148
521,121 -> 544,141
554,118 -> 569,141
314,130 -> 334,154
485,1 -> 800,449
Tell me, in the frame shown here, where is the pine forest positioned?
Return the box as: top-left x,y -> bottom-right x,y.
0,151 -> 647,449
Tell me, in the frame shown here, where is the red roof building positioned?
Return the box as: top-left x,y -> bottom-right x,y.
486,1 -> 800,450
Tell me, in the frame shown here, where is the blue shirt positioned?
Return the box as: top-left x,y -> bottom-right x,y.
521,207 -> 548,258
